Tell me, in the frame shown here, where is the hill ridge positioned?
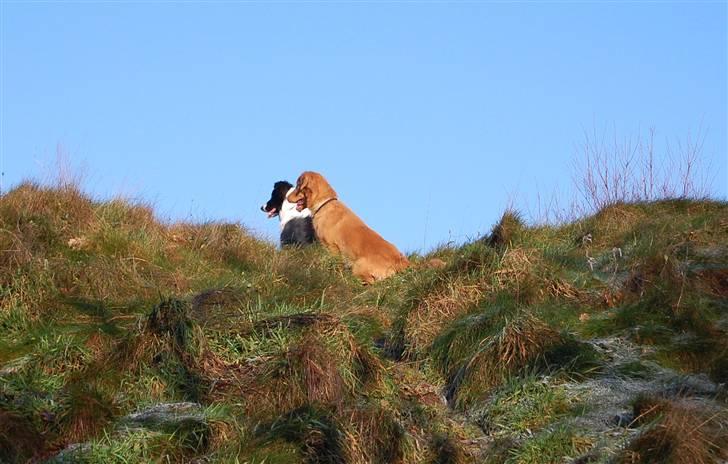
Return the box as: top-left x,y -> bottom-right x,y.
1,182 -> 726,463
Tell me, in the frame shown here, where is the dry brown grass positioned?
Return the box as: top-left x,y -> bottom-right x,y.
237,339 -> 344,417
209,314 -> 386,419
58,383 -> 117,444
547,277 -> 583,302
341,405 -> 406,464
0,409 -> 45,463
491,248 -> 546,304
168,221 -> 273,270
694,268 -> 728,299
456,313 -> 562,404
620,395 -> 728,464
404,278 -> 484,358
0,182 -> 95,242
392,363 -> 446,409
587,203 -> 647,247
293,334 -> 347,406
0,183 -> 96,316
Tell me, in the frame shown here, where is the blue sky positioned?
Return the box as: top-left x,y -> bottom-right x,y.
2,1 -> 726,253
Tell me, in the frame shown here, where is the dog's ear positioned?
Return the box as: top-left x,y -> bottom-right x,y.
296,173 -> 308,190
295,173 -> 312,198
287,173 -> 308,203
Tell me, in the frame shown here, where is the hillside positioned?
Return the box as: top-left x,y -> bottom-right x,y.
1,181 -> 727,463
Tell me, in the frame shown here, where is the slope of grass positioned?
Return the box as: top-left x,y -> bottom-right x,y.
1,182 -> 727,463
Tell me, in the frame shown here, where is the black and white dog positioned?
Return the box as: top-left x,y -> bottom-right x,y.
261,181 -> 316,247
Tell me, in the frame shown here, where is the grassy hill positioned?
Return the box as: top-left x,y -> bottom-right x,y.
1,181 -> 726,463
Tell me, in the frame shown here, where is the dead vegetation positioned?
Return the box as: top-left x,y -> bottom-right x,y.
620,394 -> 728,464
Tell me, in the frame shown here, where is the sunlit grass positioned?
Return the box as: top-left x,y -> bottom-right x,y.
1,182 -> 726,463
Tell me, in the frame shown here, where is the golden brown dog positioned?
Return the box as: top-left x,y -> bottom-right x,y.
287,171 -> 409,283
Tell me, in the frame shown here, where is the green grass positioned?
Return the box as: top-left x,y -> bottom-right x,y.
504,425 -> 593,464
477,376 -> 579,435
1,182 -> 727,463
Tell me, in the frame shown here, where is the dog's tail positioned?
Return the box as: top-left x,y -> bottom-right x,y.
398,255 -> 446,272
407,257 -> 447,270
424,258 -> 447,269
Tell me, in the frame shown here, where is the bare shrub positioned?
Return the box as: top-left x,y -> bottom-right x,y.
573,125 -> 713,215
531,125 -> 716,224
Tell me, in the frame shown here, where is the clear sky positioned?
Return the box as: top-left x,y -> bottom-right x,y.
2,1 -> 726,253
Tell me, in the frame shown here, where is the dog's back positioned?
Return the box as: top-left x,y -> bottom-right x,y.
281,216 -> 315,246
313,200 -> 409,282
278,187 -> 315,246
287,171 -> 410,283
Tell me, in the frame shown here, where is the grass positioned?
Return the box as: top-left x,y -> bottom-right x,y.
504,425 -> 593,464
619,394 -> 728,464
477,376 -> 579,435
431,304 -> 599,407
1,181 -> 727,463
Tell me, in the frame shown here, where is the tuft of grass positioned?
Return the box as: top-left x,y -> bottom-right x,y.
203,312 -> 385,422
619,394 -> 728,464
403,276 -> 484,359
256,405 -> 345,464
106,298 -> 219,404
429,432 -> 466,464
488,209 -> 526,248
504,425 -> 593,464
431,302 -> 518,388
477,376 -> 577,435
433,307 -> 567,406
341,403 -> 407,464
454,312 -> 562,405
57,381 -> 117,443
448,240 -> 500,275
147,298 -> 195,351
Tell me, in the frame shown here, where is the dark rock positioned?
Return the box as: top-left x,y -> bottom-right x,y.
121,402 -> 205,429
48,443 -> 93,463
613,412 -> 636,428
661,373 -> 722,398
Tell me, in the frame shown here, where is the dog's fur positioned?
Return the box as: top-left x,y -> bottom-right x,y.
261,181 -> 316,247
287,171 -> 409,283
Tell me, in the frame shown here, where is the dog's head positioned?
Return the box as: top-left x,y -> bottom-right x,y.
261,181 -> 293,218
287,171 -> 337,212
